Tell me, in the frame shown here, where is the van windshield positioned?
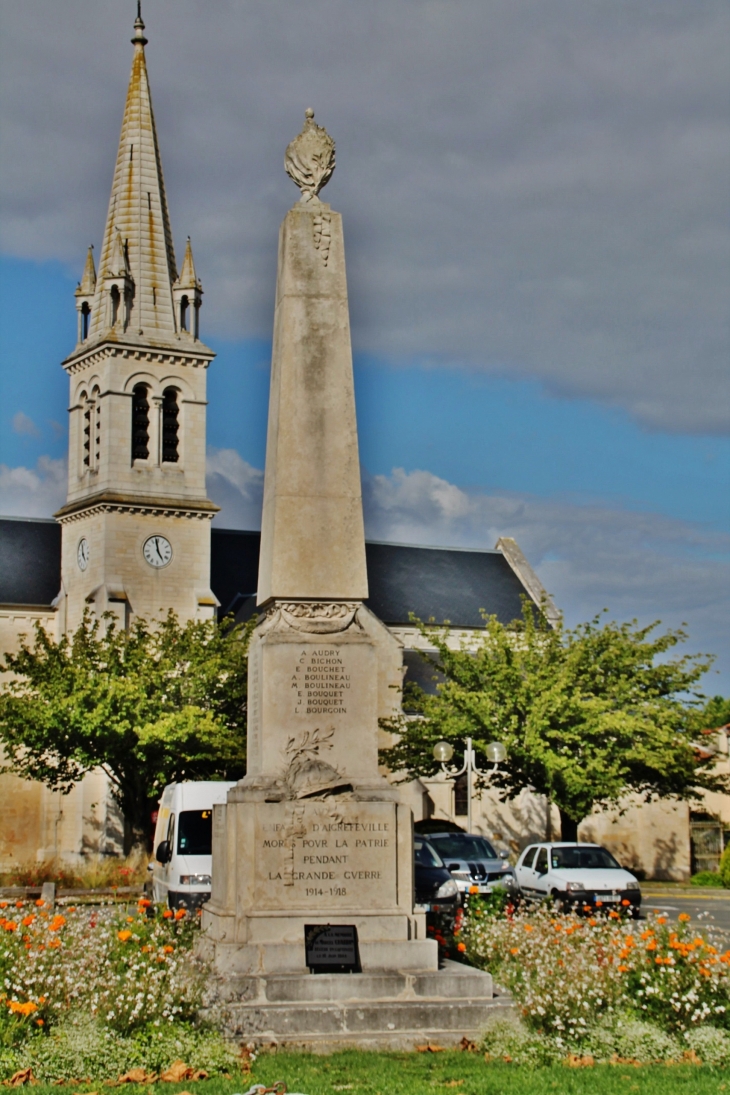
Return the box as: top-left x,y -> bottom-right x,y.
177,810 -> 212,856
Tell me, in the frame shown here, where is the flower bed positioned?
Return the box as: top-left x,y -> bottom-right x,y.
457,894 -> 730,1061
0,897 -> 239,1081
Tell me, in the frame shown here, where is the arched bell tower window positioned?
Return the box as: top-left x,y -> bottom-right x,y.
131,384 -> 150,461
92,386 -> 101,469
110,285 -> 120,327
179,295 -> 189,332
81,302 -> 91,341
80,391 -> 90,469
161,387 -> 179,463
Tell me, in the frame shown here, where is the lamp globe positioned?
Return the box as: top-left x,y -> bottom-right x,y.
433,741 -> 454,763
485,741 -> 507,764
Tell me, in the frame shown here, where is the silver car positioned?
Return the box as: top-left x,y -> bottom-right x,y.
426,831 -> 516,898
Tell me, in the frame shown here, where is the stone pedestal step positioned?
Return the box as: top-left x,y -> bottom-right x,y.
203,961 -> 514,1049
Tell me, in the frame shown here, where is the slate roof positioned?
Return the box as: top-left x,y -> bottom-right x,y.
0,518 -> 62,607
0,521 -> 532,630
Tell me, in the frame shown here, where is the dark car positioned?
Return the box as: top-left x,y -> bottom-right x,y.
414,836 -> 460,929
426,831 -> 517,898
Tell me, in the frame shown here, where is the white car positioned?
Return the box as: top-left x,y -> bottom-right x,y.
515,842 -> 641,916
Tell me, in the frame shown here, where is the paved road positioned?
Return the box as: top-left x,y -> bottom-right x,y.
640,885 -> 730,935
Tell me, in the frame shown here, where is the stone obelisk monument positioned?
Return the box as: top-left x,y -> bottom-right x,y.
202,111 -> 436,976
201,115 -> 497,1044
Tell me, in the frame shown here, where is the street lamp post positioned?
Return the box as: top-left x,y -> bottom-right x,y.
432,738 -> 507,834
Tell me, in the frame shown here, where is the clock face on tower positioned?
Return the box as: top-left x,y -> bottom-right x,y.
77,538 -> 90,571
143,535 -> 173,569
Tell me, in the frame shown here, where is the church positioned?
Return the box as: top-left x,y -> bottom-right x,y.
0,11 -> 695,878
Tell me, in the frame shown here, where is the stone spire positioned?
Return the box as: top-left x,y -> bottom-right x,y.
257,111 -> 368,604
84,6 -> 182,346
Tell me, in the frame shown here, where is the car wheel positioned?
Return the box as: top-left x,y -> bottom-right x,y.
551,889 -> 567,914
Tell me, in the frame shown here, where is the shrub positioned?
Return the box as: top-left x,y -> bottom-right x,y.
720,844 -> 730,888
0,853 -> 148,891
691,870 -> 724,887
482,1016 -> 562,1066
0,1016 -> 241,1082
683,1023 -> 730,1066
0,898 -> 202,1041
460,898 -> 730,1037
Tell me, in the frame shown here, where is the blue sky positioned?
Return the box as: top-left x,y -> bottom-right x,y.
1,1 -> 728,695
3,255 -> 728,539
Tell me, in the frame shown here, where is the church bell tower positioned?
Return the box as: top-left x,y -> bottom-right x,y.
55,7 -> 218,632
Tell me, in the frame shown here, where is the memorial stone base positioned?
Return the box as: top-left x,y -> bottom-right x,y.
198,959 -> 512,1050
199,601 -> 510,1044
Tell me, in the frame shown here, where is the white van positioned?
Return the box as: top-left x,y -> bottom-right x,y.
150,781 -> 236,910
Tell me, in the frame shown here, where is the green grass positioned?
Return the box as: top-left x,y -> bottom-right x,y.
19,1050 -> 729,1094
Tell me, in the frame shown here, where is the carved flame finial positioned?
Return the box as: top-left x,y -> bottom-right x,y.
285,109 -> 335,202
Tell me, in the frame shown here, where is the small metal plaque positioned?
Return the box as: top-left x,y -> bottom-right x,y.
304,923 -> 361,973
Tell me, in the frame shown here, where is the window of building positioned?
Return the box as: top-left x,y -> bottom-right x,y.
179,295 -> 189,332
161,387 -> 179,463
80,391 -> 90,468
92,386 -> 101,469
454,773 -> 468,817
110,284 -> 120,326
81,302 -> 91,341
131,384 -> 150,461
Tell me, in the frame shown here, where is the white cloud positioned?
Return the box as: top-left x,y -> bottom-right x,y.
206,448 -> 264,530
0,456 -> 67,517
12,411 -> 40,438
362,466 -> 730,690
0,0 -> 727,433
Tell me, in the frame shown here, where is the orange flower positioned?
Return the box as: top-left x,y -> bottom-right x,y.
4,922 -> 17,933
656,916 -> 667,925
117,930 -> 132,942
163,909 -> 173,919
618,965 -> 629,973
468,885 -> 479,895
8,1001 -> 37,1017
126,916 -> 134,923
47,939 -> 61,949
174,908 -> 187,921
48,916 -> 66,932
138,898 -> 151,909
34,900 -> 45,908
588,918 -> 597,927
679,913 -> 691,922
21,916 -> 34,928
621,899 -> 631,906
457,942 -> 467,953
15,901 -> 23,909
646,940 -> 657,951
595,901 -> 603,908
35,1019 -> 44,1026
510,947 -> 519,956
523,925 -> 533,933
609,911 -> 621,920
641,930 -> 654,940
0,902 -> 7,909
163,944 -> 174,953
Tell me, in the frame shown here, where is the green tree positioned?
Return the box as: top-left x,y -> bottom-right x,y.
380,603 -> 727,841
0,612 -> 253,851
688,694 -> 730,732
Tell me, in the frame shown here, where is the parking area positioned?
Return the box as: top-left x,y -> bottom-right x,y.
641,883 -> 730,935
